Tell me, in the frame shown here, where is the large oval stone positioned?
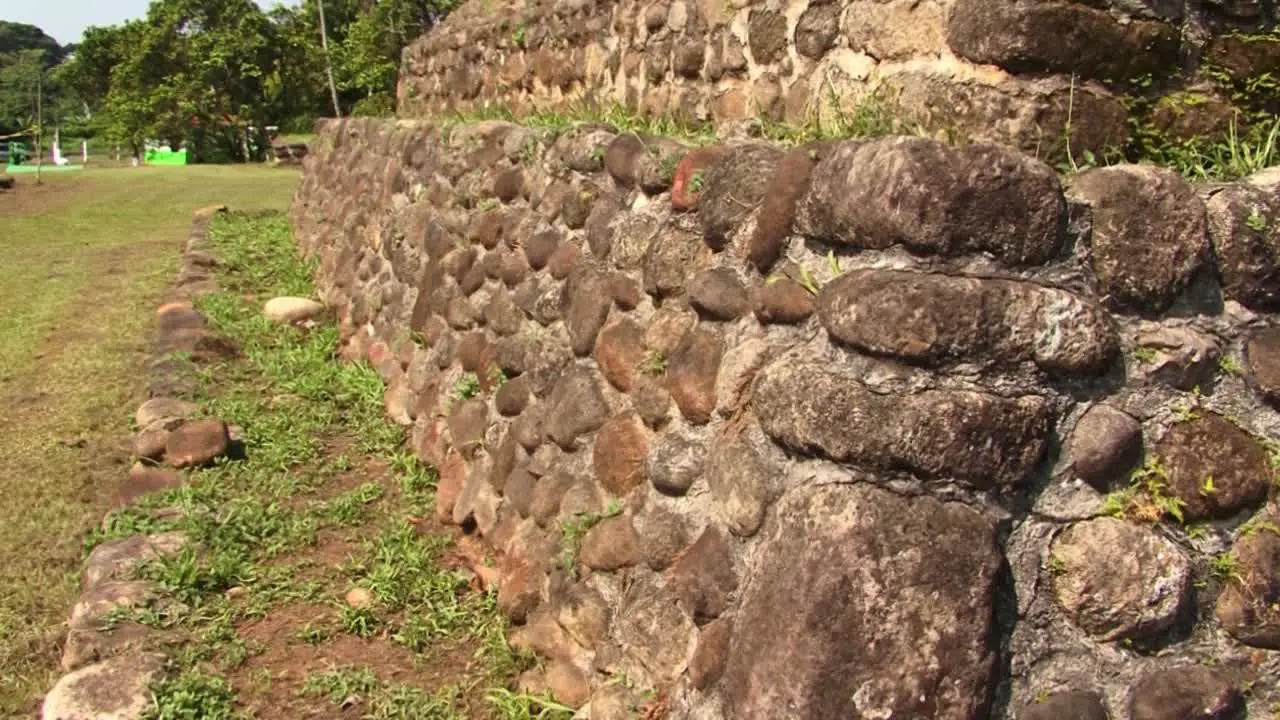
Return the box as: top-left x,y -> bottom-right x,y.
753,361 -> 1050,488
1050,517 -> 1190,641
817,269 -> 1117,374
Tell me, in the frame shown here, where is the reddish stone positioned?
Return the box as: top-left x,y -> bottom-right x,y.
579,515 -> 642,571
753,278 -> 816,324
690,618 -> 732,690
547,242 -> 582,280
435,450 -> 468,524
666,326 -> 723,425
594,317 -> 646,393
111,463 -> 183,508
164,419 -> 229,469
593,413 -> 650,496
671,147 -> 725,212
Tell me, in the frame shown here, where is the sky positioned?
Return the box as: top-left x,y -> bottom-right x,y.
0,0 -> 300,46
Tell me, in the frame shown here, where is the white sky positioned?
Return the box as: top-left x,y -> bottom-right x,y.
0,0 -> 301,46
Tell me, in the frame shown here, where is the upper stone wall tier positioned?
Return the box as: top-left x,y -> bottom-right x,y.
291,116 -> 1280,719
396,0 -> 1280,160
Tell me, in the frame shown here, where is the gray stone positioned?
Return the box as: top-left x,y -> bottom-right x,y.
134,398 -> 197,430
947,0 -> 1180,83
1157,413 -> 1271,521
41,652 -> 166,720
1049,517 -> 1189,641
647,430 -> 706,496
264,296 -> 326,323
1245,327 -> 1280,407
706,426 -> 777,537
797,138 -> 1066,266
543,368 -> 610,450
1129,666 -> 1243,720
1215,511 -> 1280,649
1067,404 -> 1142,490
753,360 -> 1050,488
689,267 -> 750,320
82,533 -> 186,590
613,577 -> 697,685
1135,326 -> 1219,391
1206,181 -> 1280,311
699,144 -> 784,250
1069,165 -> 1208,312
722,483 -> 1000,719
818,269 -> 1117,374
1020,691 -> 1109,720
561,263 -> 612,356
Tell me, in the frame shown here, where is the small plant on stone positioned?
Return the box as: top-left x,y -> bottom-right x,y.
1131,346 -> 1159,365
1171,388 -> 1204,423
658,151 -> 681,184
1240,516 -> 1280,538
590,144 -> 607,164
689,169 -> 706,194
487,363 -> 509,390
478,197 -> 500,211
1209,551 -> 1244,585
1185,523 -> 1214,542
1200,475 -> 1217,497
1100,457 -> 1186,524
512,23 -> 527,48
796,265 -> 822,296
1045,554 -> 1068,577
640,349 -> 666,376
454,372 -> 481,401
1246,208 -> 1268,232
519,138 -> 540,166
826,250 -> 842,276
1219,354 -> 1243,376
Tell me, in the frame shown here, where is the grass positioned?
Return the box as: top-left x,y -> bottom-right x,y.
0,165 -> 299,715
78,210 -> 548,717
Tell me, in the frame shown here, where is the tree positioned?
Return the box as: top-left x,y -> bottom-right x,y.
0,22 -> 67,66
0,49 -> 50,136
46,0 -> 462,161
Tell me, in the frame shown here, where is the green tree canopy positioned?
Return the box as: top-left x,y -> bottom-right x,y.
3,0 -> 457,161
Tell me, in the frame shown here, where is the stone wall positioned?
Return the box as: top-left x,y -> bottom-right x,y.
290,116 -> 1280,718
396,0 -> 1280,160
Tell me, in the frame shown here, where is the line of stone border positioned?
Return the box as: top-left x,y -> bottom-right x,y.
38,205 -> 237,720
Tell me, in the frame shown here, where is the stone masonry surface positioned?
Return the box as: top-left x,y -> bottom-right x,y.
290,115 -> 1280,718
396,0 -> 1280,161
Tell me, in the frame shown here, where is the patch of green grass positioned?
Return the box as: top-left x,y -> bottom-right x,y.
143,669 -> 239,720
485,688 -> 575,719
321,482 -> 386,526
0,167 -> 298,714
301,667 -> 464,719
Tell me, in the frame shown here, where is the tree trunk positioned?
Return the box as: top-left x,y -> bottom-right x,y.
35,70 -> 43,184
317,0 -> 342,118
